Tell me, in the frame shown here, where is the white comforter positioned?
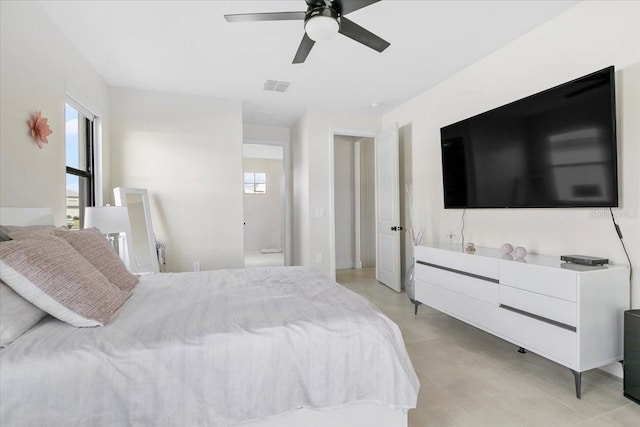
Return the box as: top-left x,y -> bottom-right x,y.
0,267 -> 419,426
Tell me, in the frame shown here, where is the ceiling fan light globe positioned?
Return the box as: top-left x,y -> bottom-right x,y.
305,16 -> 339,42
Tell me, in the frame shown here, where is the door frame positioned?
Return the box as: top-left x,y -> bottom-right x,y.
242,137 -> 291,266
328,128 -> 377,280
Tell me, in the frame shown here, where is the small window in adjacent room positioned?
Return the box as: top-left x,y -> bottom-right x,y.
244,172 -> 267,194
65,102 -> 95,229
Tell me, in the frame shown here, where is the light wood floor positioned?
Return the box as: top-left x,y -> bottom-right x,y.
336,268 -> 640,427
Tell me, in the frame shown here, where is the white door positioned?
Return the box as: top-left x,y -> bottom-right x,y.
375,125 -> 401,292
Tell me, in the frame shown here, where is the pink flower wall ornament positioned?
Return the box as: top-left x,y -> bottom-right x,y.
28,111 -> 53,148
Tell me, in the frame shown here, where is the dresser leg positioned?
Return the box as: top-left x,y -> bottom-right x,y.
570,369 -> 582,399
518,347 -> 526,353
414,302 -> 420,315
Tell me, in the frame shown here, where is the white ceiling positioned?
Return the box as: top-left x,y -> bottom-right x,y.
39,0 -> 578,127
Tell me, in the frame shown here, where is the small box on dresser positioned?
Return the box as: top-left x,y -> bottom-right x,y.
414,244 -> 629,398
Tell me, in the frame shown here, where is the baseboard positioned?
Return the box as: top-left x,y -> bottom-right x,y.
336,261 -> 354,270
598,361 -> 623,379
336,261 -> 363,270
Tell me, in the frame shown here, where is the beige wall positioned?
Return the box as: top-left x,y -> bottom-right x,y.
334,135 -> 356,269
109,87 -> 244,272
383,1 -> 640,308
243,158 -> 284,251
291,116 -> 310,267
359,138 -> 376,268
0,1 -> 110,222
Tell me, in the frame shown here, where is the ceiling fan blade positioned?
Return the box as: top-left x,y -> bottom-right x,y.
338,0 -> 381,15
293,33 -> 316,64
338,16 -> 389,52
224,11 -> 305,23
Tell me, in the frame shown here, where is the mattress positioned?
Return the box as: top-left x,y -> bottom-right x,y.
0,266 -> 418,426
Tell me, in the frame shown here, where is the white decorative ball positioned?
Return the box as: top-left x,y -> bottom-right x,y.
514,246 -> 528,258
501,243 -> 514,254
502,254 -> 514,261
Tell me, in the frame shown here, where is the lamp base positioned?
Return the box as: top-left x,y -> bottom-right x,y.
106,233 -> 121,255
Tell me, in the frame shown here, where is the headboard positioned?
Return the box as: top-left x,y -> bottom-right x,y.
0,208 -> 54,226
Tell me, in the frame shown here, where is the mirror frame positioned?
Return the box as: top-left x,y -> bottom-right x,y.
113,187 -> 160,274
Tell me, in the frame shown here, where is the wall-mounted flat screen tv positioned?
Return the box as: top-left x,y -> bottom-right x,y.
440,66 -> 618,209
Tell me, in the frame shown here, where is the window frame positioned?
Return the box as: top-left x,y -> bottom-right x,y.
243,171 -> 267,195
65,100 -> 96,229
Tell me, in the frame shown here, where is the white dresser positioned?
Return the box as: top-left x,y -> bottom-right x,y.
414,244 -> 629,398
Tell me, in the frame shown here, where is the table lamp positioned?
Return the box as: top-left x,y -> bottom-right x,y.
84,206 -> 130,254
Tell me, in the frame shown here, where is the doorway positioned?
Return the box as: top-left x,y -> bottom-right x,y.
333,135 -> 375,274
243,144 -> 285,267
331,125 -> 410,292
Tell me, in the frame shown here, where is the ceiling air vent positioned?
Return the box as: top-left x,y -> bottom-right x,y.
264,80 -> 290,93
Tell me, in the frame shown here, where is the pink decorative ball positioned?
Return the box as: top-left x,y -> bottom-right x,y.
501,243 -> 513,254
514,246 -> 528,258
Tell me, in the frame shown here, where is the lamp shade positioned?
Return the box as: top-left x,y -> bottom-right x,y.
305,15 -> 339,42
84,206 -> 130,234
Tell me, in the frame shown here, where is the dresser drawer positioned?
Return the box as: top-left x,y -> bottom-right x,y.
415,246 -> 499,281
415,263 -> 499,305
500,261 -> 577,302
415,278 -> 503,335
499,285 -> 576,328
498,305 -> 578,368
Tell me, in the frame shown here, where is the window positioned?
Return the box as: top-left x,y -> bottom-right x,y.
65,103 -> 95,229
244,172 -> 266,194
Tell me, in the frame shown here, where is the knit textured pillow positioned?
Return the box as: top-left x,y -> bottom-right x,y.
53,228 -> 139,291
0,239 -> 130,327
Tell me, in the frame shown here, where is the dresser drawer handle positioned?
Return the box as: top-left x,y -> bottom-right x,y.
416,260 -> 499,283
499,304 -> 577,332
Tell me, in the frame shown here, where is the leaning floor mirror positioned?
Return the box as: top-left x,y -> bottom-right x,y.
114,187 -> 160,274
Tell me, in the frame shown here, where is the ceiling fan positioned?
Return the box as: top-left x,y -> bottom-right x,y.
224,0 -> 390,64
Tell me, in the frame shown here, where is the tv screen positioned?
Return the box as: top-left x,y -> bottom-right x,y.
441,66 -> 618,209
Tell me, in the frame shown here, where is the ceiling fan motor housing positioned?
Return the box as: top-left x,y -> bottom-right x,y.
305,5 -> 340,22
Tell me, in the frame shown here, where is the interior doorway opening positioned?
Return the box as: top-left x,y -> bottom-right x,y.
333,135 -> 376,275
243,143 -> 285,267
331,124 -> 411,292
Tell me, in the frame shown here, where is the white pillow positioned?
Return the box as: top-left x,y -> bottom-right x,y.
0,281 -> 46,347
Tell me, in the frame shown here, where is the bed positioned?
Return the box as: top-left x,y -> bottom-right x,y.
0,208 -> 419,426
